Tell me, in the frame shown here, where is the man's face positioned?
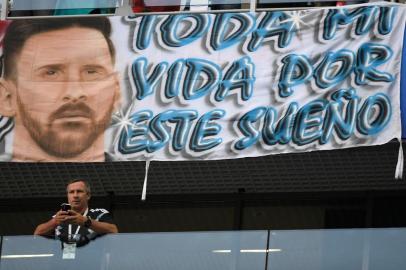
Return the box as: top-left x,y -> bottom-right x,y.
11,27 -> 119,158
67,181 -> 90,212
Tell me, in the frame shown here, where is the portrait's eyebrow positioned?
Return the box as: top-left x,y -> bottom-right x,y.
82,64 -> 109,71
33,63 -> 66,72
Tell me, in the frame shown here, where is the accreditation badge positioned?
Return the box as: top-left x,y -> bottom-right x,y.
62,242 -> 77,259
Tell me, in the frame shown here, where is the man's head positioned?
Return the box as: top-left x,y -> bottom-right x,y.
0,18 -> 120,159
66,179 -> 91,212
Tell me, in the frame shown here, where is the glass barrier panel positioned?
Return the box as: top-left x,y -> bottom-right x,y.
8,0 -> 118,17
267,228 -> 406,270
138,0 -> 251,12
256,0 -> 342,8
131,0 -> 182,12
258,0 -> 337,3
0,231 -> 268,270
209,0 -> 251,10
0,236 -> 63,270
10,0 -> 119,10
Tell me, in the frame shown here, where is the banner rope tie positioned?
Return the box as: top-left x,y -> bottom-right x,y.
142,160 -> 151,201
395,138 -> 403,180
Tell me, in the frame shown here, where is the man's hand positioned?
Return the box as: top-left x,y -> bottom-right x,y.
53,210 -> 69,226
34,210 -> 70,236
64,210 -> 87,226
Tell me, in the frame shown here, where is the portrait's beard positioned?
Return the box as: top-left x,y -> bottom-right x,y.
17,98 -> 113,158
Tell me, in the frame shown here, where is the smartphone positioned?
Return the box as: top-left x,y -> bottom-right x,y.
61,203 -> 71,212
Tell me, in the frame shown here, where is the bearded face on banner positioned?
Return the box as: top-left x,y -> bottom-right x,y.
0,21 -> 13,143
0,18 -> 121,162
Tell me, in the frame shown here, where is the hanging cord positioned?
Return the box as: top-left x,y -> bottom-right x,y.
395,138 -> 404,180
141,160 -> 151,201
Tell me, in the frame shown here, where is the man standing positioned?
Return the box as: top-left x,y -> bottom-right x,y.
0,17 -> 120,161
34,179 -> 118,245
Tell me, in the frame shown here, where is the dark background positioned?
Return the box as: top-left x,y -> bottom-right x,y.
0,140 -> 405,235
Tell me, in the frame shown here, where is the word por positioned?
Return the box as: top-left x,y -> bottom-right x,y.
278,42 -> 393,98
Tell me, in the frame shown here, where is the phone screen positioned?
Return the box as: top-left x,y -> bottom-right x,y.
61,203 -> 71,212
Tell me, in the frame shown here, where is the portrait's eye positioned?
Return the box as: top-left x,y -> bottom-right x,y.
82,66 -> 108,81
35,66 -> 63,81
44,68 -> 60,76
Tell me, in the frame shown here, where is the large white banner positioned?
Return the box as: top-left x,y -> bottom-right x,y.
0,2 -> 404,162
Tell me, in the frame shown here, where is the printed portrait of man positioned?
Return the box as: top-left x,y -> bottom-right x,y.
0,17 -> 121,162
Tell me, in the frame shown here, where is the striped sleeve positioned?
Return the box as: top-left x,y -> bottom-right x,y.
0,116 -> 13,142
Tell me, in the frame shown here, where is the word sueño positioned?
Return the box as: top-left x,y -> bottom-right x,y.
118,6 -> 398,157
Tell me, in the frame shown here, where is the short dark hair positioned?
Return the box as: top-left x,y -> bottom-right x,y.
66,179 -> 91,194
3,17 -> 115,80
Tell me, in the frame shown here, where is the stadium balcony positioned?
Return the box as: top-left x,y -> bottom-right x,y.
0,2 -> 405,270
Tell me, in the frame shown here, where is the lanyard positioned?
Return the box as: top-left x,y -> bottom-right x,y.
68,208 -> 89,236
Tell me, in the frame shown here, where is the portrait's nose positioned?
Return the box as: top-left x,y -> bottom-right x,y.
62,79 -> 87,103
